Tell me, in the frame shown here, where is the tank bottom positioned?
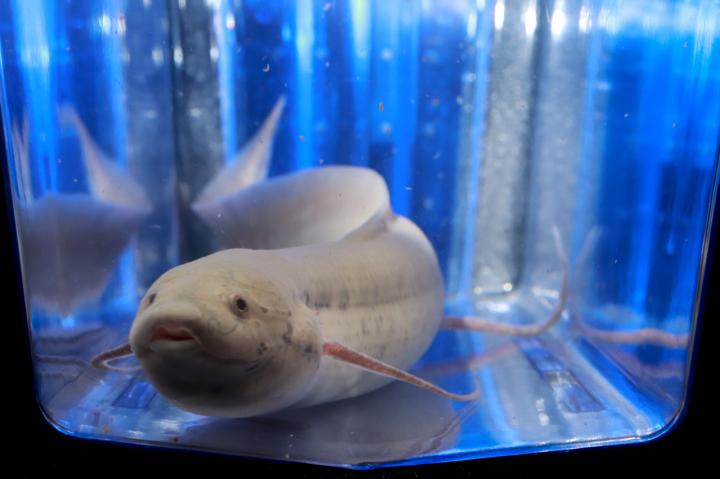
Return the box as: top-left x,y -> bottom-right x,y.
34,294 -> 684,469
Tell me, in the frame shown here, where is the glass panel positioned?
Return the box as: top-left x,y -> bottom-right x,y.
0,0 -> 718,469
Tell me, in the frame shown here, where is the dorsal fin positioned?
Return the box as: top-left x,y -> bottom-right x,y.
341,207 -> 395,242
193,96 -> 286,209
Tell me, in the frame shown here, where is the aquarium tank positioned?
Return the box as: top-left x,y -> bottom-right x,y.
0,0 -> 718,469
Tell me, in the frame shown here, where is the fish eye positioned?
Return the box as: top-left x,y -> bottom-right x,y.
146,292 -> 157,306
231,295 -> 248,316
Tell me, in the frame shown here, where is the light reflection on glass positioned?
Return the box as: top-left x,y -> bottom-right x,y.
98,13 -> 111,35
494,0 -> 505,31
578,5 -> 591,34
551,0 -> 567,37
523,3 -> 536,37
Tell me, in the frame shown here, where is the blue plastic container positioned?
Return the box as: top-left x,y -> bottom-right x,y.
0,0 -> 718,469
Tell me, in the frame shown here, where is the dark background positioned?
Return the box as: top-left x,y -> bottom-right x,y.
2,157 -> 716,477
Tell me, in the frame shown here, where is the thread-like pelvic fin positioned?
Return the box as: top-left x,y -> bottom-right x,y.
322,341 -> 480,402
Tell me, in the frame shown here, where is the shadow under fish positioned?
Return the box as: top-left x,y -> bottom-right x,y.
182,380 -> 473,467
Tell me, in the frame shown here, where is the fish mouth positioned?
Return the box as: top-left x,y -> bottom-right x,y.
148,325 -> 200,352
143,320 -> 264,368
147,324 -> 263,373
151,325 -> 196,342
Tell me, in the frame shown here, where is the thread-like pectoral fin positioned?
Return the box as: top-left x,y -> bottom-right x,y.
91,342 -> 139,372
322,341 -> 480,402
441,226 -> 568,336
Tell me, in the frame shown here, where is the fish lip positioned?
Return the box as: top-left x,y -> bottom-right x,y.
150,325 -> 197,343
148,324 -> 201,353
143,322 -> 265,367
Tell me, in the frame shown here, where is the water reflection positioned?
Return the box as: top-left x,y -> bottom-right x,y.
20,194 -> 148,315
12,110 -> 151,316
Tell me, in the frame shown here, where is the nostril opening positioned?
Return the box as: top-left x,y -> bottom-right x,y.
150,325 -> 196,343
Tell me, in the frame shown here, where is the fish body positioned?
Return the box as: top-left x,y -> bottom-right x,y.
130,167 -> 445,416
279,206 -> 444,407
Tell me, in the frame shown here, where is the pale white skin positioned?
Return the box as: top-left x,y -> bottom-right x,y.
129,167 -> 445,417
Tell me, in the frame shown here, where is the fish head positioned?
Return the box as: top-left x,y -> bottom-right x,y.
129,250 -> 321,417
